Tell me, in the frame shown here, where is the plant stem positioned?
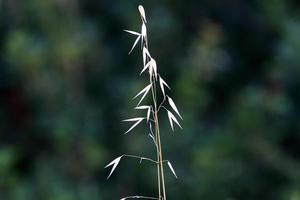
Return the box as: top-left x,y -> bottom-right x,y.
150,76 -> 161,199
151,76 -> 167,200
145,25 -> 166,199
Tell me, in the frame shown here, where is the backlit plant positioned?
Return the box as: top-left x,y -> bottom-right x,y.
105,5 -> 183,200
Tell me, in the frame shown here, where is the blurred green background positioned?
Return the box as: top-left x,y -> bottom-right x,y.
1,0 -> 300,199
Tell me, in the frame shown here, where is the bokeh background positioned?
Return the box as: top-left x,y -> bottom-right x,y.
1,0 -> 300,199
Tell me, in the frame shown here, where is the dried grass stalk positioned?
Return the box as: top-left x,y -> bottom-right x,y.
105,5 -> 183,200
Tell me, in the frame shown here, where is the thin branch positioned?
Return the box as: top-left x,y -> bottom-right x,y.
157,97 -> 166,112
159,105 -> 168,112
149,118 -> 155,123
123,154 -> 158,164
